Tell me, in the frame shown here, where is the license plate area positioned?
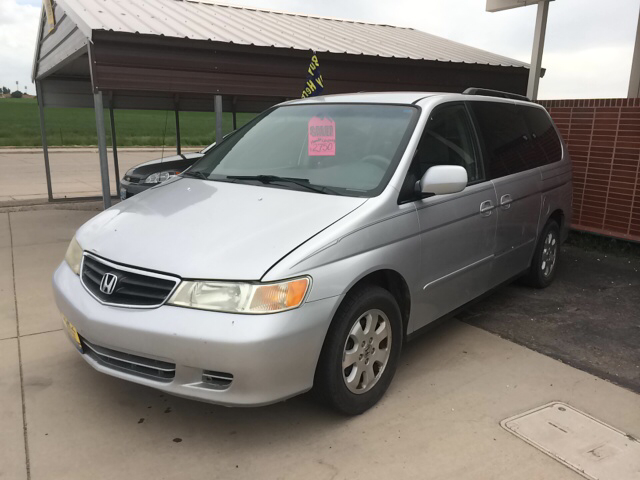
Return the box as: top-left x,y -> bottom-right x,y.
62,316 -> 83,353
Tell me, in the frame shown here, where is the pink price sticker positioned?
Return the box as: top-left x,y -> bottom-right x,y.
308,116 -> 336,156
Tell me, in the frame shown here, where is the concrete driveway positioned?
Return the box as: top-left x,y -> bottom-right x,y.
1,209 -> 639,480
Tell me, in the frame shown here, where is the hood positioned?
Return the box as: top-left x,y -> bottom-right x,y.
127,152 -> 203,178
77,178 -> 367,280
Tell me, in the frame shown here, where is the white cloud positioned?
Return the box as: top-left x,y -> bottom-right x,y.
0,0 -> 40,93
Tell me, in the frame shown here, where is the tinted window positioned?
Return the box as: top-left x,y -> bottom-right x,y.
520,106 -> 562,165
468,101 -> 531,179
414,103 -> 483,183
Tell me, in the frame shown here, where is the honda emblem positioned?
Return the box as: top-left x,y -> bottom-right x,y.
100,272 -> 118,295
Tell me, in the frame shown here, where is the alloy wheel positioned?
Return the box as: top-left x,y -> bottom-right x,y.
342,309 -> 392,394
541,230 -> 558,278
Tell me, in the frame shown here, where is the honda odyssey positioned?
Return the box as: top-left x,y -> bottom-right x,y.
53,89 -> 572,415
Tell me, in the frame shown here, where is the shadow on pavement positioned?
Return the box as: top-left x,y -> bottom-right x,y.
461,244 -> 640,394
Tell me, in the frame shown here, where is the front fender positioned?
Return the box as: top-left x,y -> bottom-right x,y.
263,200 -> 421,304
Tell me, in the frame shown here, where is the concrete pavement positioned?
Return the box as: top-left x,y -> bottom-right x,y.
0,148 -> 200,203
1,208 -> 639,480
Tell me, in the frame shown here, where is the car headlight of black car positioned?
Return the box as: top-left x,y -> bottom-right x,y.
144,171 -> 179,184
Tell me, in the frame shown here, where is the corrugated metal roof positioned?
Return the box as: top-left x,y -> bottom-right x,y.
57,0 -> 529,68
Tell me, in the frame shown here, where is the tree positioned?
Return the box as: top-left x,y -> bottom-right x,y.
11,91 -> 23,98
1,87 -> 9,94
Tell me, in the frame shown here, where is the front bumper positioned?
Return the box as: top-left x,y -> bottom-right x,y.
52,262 -> 341,406
119,178 -> 150,198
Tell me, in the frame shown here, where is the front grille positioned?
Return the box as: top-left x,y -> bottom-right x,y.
81,254 -> 180,308
82,338 -> 176,382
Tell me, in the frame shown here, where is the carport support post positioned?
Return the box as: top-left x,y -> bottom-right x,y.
175,100 -> 181,155
108,93 -> 121,194
629,10 -> 640,98
232,96 -> 237,131
93,91 -> 112,209
215,95 -> 223,144
526,0 -> 549,101
35,81 -> 53,202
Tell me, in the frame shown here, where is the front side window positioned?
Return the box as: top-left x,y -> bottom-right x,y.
413,103 -> 483,183
186,104 -> 419,197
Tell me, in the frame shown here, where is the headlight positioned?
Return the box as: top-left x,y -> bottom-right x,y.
144,171 -> 178,184
64,236 -> 83,275
167,277 -> 311,314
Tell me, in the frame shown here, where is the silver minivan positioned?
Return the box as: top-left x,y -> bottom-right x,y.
53,90 -> 572,415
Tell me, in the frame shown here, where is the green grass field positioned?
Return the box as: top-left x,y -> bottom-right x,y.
0,98 -> 256,147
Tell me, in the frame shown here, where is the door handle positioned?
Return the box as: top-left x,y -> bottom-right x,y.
479,200 -> 494,217
500,194 -> 512,210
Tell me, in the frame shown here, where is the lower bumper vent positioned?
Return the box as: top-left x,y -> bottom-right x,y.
202,370 -> 233,390
82,338 -> 175,382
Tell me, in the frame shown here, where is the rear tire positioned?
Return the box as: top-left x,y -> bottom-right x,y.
523,220 -> 560,288
314,285 -> 402,415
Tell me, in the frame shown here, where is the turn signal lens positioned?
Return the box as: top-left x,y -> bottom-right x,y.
287,278 -> 309,307
250,278 -> 310,312
168,277 -> 311,314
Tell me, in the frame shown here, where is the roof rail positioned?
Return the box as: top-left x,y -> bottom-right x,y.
463,87 -> 531,102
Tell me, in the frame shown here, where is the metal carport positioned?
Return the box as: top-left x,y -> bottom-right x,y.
33,0 -> 533,209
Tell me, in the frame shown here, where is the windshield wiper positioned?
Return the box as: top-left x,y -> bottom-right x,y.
226,175 -> 337,195
181,171 -> 210,180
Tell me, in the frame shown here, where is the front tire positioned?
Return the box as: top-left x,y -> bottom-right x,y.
314,285 -> 403,415
523,220 -> 560,288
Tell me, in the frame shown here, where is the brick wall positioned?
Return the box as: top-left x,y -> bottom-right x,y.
539,98 -> 640,242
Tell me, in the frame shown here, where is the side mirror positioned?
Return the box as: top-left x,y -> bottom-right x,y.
419,165 -> 468,195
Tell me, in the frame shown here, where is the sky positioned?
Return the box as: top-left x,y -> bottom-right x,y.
0,0 -> 638,99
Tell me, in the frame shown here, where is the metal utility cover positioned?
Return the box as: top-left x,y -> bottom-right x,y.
502,402 -> 640,480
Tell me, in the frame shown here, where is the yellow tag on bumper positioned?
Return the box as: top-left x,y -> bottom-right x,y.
62,317 -> 83,352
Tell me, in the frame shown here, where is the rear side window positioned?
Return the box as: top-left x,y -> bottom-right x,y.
467,101 -> 531,179
520,106 -> 562,165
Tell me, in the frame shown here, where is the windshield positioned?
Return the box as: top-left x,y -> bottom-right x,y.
186,104 -> 419,196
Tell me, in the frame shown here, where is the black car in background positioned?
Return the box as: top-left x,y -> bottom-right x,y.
120,143 -> 215,199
